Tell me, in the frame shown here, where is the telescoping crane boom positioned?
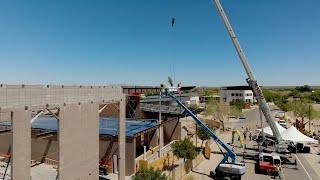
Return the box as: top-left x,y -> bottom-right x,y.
166,93 -> 246,179
212,0 -> 290,152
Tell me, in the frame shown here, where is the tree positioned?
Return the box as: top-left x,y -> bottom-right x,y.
274,95 -> 289,112
295,85 -> 312,92
262,89 -> 281,102
132,166 -> 167,180
171,138 -> 200,161
286,99 -> 319,122
203,88 -> 220,96
196,127 -> 210,147
288,89 -> 300,97
206,100 -> 240,131
309,90 -> 320,103
229,100 -> 246,110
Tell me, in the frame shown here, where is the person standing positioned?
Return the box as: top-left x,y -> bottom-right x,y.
274,165 -> 281,179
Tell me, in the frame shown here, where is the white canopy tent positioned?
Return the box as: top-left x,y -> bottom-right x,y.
256,124 -> 318,144
256,122 -> 286,136
281,126 -> 318,143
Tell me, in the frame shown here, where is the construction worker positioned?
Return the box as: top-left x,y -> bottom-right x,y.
243,131 -> 247,140
274,165 -> 281,179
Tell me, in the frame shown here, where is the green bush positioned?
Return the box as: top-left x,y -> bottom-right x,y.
132,166 -> 167,180
172,138 -> 200,161
229,100 -> 246,110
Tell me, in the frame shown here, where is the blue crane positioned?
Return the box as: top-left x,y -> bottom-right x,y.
165,92 -> 246,179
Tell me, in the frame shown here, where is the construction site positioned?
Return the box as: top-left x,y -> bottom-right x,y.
0,85 -> 189,179
1,0 -> 320,180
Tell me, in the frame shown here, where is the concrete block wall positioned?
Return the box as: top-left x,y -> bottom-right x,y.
0,84 -> 125,180
11,108 -> 31,179
163,119 -> 181,145
99,136 -> 136,176
0,84 -> 122,109
58,102 -> 99,180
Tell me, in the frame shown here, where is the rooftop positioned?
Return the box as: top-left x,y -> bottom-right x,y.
141,93 -> 199,103
0,116 -> 158,137
221,86 -> 253,90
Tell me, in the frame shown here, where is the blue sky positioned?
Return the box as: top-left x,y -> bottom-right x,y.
0,0 -> 319,87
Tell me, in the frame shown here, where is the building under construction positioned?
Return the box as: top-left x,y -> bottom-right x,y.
0,85 -> 183,178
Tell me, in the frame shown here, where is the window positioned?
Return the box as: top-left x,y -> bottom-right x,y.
240,94 -> 242,97
231,93 -> 234,96
236,93 -> 239,96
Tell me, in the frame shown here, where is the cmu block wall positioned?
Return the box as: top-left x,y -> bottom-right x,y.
163,119 -> 181,145
99,135 -> 136,176
0,84 -> 122,109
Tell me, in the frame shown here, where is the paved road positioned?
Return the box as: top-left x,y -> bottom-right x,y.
224,105 -> 320,180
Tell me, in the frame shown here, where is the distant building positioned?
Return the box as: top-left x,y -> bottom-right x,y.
220,86 -> 254,103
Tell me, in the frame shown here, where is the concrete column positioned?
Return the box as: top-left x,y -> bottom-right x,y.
118,94 -> 126,180
135,135 -> 142,157
149,129 -> 158,148
159,125 -> 164,149
58,102 -> 99,180
11,107 -> 31,180
143,132 -> 149,150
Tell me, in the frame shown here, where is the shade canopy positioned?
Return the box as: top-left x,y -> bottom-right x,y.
281,126 -> 318,143
257,124 -> 318,144
256,122 -> 286,136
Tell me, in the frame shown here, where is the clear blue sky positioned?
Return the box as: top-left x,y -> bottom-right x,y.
0,0 -> 319,87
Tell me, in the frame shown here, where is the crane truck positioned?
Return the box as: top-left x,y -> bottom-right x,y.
212,0 -> 294,153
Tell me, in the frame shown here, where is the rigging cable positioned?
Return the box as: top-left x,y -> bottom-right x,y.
171,17 -> 176,83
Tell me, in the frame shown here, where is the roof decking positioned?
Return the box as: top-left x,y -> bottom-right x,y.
0,116 -> 159,137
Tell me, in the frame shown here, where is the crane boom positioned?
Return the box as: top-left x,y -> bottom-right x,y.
212,0 -> 285,148
167,93 -> 236,164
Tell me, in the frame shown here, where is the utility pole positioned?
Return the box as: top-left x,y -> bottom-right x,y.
309,104 -> 311,132
159,92 -> 163,157
195,110 -> 198,148
259,107 -> 264,140
118,94 -> 126,180
258,106 -> 264,152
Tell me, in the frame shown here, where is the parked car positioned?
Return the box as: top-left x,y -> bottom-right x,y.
275,114 -> 281,118
278,120 -> 287,128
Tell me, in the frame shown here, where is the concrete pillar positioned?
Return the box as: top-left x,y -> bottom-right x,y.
159,125 -> 164,148
149,129 -> 158,148
119,94 -> 126,180
135,135 -> 142,157
58,102 -> 99,180
143,132 -> 149,150
11,108 -> 31,180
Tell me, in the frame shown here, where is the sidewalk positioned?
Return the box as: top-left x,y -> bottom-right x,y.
181,130 -> 232,180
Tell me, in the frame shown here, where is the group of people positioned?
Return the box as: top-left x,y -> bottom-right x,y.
242,125 -> 252,140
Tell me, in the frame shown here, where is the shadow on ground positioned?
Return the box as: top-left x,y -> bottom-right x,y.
191,169 -> 211,178
99,177 -> 111,180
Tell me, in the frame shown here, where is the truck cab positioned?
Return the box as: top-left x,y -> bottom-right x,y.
258,153 -> 281,172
